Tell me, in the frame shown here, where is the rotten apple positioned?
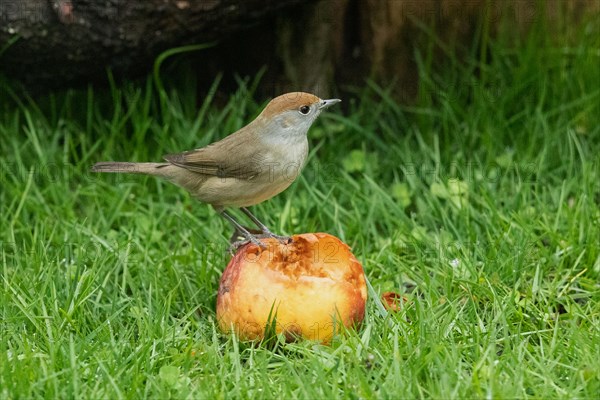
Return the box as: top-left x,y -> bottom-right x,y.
216,233 -> 367,344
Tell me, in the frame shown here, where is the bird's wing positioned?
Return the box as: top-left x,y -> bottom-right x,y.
164,131 -> 266,180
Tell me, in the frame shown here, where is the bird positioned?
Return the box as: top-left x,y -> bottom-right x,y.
92,92 -> 341,249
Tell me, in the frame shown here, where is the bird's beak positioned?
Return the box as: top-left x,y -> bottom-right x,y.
319,98 -> 342,110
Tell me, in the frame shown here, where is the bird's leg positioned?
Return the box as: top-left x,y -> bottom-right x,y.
240,207 -> 291,244
219,210 -> 266,252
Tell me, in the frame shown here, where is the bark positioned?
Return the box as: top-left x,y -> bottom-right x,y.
1,0 -> 598,99
0,0 -> 305,88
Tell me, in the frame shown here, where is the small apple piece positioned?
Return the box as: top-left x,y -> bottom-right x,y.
381,291 -> 408,312
216,233 -> 367,344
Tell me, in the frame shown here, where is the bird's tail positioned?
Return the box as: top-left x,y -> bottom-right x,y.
91,162 -> 170,175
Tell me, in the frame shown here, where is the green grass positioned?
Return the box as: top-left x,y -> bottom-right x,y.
1,13 -> 599,399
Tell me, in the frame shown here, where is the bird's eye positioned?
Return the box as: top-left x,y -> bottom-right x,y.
299,105 -> 310,115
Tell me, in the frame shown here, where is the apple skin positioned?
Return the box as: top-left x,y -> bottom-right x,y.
216,233 -> 367,344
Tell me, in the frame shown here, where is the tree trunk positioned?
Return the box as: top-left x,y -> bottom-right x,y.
1,0 -> 598,100
0,0 -> 305,88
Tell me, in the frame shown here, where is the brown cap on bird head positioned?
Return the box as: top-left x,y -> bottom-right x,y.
259,92 -> 321,119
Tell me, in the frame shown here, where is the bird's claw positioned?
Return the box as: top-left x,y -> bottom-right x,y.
227,233 -> 292,254
227,236 -> 266,254
256,232 -> 292,245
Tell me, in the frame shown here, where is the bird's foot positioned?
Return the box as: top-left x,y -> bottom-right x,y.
227,226 -> 291,254
256,232 -> 292,245
227,234 -> 292,254
228,235 -> 267,254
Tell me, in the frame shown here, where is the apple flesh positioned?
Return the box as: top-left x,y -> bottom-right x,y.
216,233 -> 367,344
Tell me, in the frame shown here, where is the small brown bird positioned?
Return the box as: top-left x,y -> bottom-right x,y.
92,92 -> 341,248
